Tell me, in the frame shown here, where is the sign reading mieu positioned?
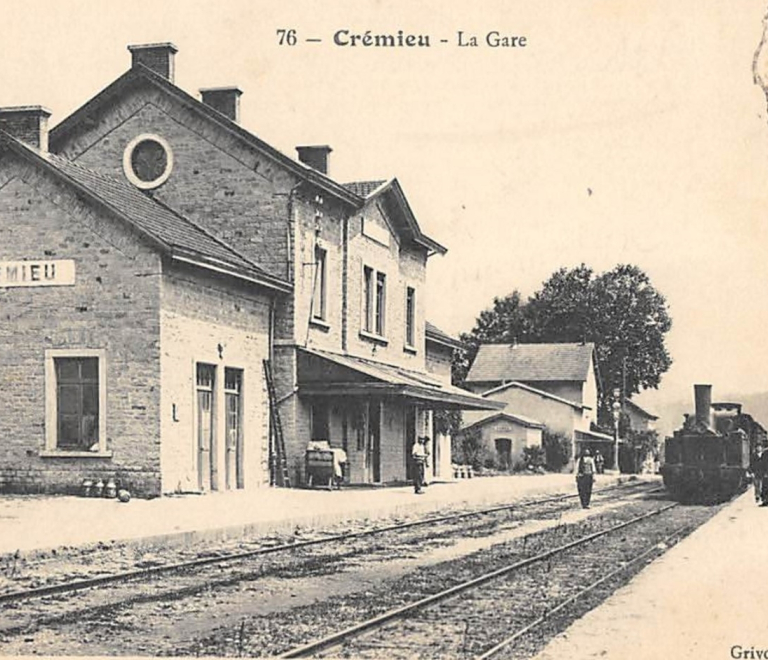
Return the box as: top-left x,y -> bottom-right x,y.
0,260 -> 76,288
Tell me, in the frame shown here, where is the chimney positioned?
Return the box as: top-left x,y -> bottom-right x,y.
128,43 -> 178,82
296,145 -> 332,175
200,87 -> 243,123
694,384 -> 713,428
0,106 -> 52,152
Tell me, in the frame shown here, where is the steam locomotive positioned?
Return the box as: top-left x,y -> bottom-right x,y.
662,384 -> 767,503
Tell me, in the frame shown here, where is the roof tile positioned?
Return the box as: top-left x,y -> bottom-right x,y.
342,180 -> 387,198
467,342 -> 595,383
40,150 -> 276,281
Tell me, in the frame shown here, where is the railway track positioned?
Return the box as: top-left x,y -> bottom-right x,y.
279,502 -> 681,659
0,485 -> 694,657
0,480 -> 659,608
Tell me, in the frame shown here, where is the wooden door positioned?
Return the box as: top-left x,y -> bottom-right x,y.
196,364 -> 216,491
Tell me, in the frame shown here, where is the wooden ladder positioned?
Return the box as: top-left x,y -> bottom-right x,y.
263,359 -> 291,488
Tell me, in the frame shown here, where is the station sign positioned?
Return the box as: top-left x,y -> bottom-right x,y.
0,260 -> 76,288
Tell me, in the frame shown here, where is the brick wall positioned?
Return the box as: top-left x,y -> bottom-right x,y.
46,74 -> 445,489
159,265 -> 273,493
54,83 -> 297,282
294,193 -> 346,351
426,341 -> 453,384
0,153 -> 163,495
346,204 -> 428,371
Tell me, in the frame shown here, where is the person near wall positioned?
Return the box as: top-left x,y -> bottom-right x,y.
576,448 -> 596,508
412,436 -> 429,494
594,450 -> 605,474
753,444 -> 768,506
331,446 -> 347,489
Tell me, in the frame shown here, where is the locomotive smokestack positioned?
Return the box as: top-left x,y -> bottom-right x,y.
694,384 -> 713,428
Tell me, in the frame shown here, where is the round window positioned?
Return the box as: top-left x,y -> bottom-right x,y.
122,134 -> 173,190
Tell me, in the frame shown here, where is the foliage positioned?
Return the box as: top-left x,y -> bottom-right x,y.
522,445 -> 546,470
542,428 -> 572,472
434,409 -> 463,436
455,264 -> 673,424
451,427 -> 487,470
483,454 -> 500,470
620,429 -> 660,473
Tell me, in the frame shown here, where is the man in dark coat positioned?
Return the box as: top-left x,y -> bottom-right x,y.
576,448 -> 597,508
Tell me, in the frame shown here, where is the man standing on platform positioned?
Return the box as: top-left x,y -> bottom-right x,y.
753,443 -> 768,506
594,450 -> 605,474
412,436 -> 429,494
576,448 -> 596,508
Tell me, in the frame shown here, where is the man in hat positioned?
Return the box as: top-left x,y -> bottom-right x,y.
594,449 -> 605,474
576,448 -> 597,508
411,436 -> 429,494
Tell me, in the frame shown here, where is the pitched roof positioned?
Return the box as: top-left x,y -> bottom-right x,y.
624,398 -> 658,421
49,62 -> 447,256
480,380 -> 588,411
298,347 -> 504,411
342,180 -> 387,198
466,342 -> 596,384
49,64 -> 361,208
364,178 -> 447,255
425,321 -> 463,349
461,411 -> 544,433
0,133 -> 291,291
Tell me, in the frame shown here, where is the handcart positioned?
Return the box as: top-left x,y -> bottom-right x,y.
305,448 -> 336,490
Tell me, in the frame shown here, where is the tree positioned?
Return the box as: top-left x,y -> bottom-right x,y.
525,264 -> 594,343
452,291 -> 530,385
458,264 -> 672,425
588,265 -> 672,418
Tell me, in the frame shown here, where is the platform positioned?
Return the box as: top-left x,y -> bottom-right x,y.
0,472 -> 637,558
533,489 -> 765,660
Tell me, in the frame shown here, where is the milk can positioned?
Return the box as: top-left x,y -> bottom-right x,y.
93,479 -> 104,497
104,478 -> 117,499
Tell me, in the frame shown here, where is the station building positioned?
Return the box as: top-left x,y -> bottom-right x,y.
0,43 -> 500,496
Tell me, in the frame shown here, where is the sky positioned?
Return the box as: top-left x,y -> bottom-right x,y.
1,0 -> 767,417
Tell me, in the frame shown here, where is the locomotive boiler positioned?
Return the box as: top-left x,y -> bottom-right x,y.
662,384 -> 766,503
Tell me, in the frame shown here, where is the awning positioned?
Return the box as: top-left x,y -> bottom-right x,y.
297,347 -> 505,411
575,428 -> 615,443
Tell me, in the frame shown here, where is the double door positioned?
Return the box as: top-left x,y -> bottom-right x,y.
196,364 -> 244,491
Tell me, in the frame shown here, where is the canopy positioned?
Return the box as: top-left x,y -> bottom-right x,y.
297,347 -> 505,411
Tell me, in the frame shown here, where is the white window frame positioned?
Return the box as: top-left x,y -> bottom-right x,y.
405,286 -> 416,351
362,265 -> 374,334
43,348 -> 110,457
375,272 -> 386,337
311,246 -> 327,323
361,264 -> 387,342
122,133 -> 174,190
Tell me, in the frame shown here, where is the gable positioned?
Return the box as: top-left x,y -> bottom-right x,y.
56,96 -> 295,279
50,66 -> 359,207
0,135 -> 287,293
353,197 -> 399,251
482,381 -> 585,410
0,153 -> 162,298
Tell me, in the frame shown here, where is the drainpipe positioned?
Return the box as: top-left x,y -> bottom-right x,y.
341,214 -> 349,352
286,182 -> 304,284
